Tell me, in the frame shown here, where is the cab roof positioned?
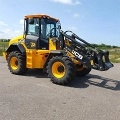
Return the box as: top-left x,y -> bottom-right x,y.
25,14 -> 59,22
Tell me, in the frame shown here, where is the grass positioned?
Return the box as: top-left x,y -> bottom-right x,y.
109,49 -> 120,63
0,42 -> 9,55
0,41 -> 9,46
0,49 -> 3,55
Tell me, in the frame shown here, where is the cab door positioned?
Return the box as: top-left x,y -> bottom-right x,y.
25,18 -> 40,49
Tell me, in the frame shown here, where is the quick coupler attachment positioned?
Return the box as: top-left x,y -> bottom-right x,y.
92,50 -> 114,71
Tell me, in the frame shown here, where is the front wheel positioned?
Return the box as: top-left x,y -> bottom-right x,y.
47,56 -> 76,85
7,51 -> 27,75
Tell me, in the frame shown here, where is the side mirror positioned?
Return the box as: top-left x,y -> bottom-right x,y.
29,18 -> 34,24
57,21 -> 61,29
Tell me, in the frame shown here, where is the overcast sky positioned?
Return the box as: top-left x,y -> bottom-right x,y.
0,0 -> 120,46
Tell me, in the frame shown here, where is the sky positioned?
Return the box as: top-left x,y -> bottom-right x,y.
0,0 -> 120,46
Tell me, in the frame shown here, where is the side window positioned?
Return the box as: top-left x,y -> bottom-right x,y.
28,18 -> 39,36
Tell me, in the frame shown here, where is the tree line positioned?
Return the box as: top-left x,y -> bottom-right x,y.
0,39 -> 11,42
90,43 -> 120,49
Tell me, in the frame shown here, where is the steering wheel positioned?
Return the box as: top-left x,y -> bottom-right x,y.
47,28 -> 59,38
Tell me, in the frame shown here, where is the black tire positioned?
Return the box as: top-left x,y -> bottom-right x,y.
7,51 -> 27,75
47,56 -> 76,85
76,68 -> 91,77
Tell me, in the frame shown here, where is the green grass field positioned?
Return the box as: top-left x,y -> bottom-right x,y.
109,49 -> 120,63
0,42 -> 9,46
0,42 -> 9,55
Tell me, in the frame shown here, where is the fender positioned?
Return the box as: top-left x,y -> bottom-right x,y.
6,44 -> 26,55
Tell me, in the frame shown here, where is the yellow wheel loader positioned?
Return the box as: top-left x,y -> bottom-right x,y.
3,14 -> 113,85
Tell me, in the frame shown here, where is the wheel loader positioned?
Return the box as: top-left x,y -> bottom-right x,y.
3,14 -> 113,85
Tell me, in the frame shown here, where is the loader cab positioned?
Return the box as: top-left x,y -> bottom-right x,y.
24,14 -> 59,50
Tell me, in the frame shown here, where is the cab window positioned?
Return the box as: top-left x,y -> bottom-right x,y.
27,18 -> 39,36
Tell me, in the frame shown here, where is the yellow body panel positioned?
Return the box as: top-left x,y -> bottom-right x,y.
8,35 -> 24,46
49,39 -> 56,50
26,50 -> 49,68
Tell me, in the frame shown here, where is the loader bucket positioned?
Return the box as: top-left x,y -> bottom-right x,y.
93,50 -> 113,71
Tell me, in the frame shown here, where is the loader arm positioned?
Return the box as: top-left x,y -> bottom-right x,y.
60,30 -> 113,71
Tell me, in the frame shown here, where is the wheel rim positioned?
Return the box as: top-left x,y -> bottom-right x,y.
52,62 -> 65,78
10,57 -> 18,70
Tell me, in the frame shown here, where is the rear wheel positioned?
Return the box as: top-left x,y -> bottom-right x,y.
47,56 -> 76,85
7,51 -> 27,75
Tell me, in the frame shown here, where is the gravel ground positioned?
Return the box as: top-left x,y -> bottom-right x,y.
0,56 -> 120,120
